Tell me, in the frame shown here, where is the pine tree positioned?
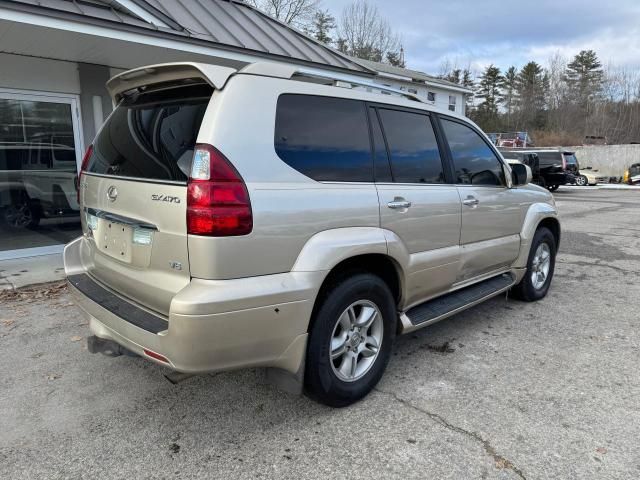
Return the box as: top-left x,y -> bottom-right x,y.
462,69 -> 474,110
516,61 -> 548,129
309,9 -> 336,45
473,65 -> 503,130
386,47 -> 405,68
501,66 -> 518,128
565,49 -> 603,107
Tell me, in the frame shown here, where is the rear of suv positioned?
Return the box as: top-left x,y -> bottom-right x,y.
65,62 -> 560,407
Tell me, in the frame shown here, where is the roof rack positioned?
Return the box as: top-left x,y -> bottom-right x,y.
239,62 -> 424,103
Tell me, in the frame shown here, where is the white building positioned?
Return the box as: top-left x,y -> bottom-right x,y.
353,58 -> 472,115
0,0 -> 470,267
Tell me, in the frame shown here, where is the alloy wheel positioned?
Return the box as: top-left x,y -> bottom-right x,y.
330,300 -> 384,382
531,242 -> 551,290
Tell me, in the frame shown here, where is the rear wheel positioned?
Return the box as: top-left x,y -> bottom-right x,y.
547,184 -> 559,192
511,227 -> 556,302
3,196 -> 40,229
575,175 -> 588,186
305,273 -> 396,407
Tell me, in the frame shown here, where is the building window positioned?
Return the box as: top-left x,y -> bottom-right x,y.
0,90 -> 83,256
427,92 -> 436,102
449,95 -> 457,112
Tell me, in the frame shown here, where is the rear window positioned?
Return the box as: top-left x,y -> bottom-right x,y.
537,152 -> 562,164
274,94 -> 372,182
87,83 -> 213,182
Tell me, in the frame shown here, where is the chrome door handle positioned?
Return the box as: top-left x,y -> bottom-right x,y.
387,199 -> 412,209
462,196 -> 479,207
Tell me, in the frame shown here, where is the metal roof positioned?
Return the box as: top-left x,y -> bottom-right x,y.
352,57 -> 473,93
2,0 -> 369,73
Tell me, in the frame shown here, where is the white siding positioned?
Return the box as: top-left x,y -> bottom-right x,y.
0,52 -> 80,94
372,78 -> 466,115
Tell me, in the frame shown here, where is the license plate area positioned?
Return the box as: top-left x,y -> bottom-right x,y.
97,220 -> 133,263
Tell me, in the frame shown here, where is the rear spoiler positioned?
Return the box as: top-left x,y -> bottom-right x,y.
107,62 -> 237,102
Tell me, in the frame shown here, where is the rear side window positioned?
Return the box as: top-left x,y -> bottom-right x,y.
275,95 -> 372,182
87,83 -> 213,181
377,109 -> 444,184
441,119 -> 505,186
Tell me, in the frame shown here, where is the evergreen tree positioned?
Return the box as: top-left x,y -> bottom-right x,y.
462,69 -> 474,110
386,47 -> 405,68
501,66 -> 518,128
565,49 -> 604,107
473,65 -> 503,130
516,61 -> 549,129
309,9 -> 336,45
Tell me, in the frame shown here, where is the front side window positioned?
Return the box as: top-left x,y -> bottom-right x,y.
441,119 -> 505,186
378,109 -> 444,184
275,95 -> 372,182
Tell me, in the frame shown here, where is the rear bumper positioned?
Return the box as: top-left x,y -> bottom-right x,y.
64,237 -> 324,374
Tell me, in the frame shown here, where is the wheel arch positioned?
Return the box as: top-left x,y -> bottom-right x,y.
514,203 -> 560,268
306,253 -> 404,335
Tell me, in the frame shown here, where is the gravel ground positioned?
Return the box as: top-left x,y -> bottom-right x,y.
1,189 -> 639,479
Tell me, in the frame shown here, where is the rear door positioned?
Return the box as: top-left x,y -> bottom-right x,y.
373,106 -> 461,306
81,81 -> 214,315
438,117 -> 521,282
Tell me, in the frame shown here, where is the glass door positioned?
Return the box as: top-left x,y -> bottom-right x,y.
0,89 -> 84,259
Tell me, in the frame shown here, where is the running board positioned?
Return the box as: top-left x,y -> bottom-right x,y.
402,273 -> 515,332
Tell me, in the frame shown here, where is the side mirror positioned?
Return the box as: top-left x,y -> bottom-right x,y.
511,163 -> 532,186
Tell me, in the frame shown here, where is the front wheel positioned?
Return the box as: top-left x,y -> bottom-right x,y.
305,273 -> 396,407
511,227 -> 557,302
547,184 -> 559,192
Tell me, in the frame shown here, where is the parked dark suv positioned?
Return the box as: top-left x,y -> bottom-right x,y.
500,148 -> 577,191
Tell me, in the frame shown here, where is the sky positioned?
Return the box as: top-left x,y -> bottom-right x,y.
321,0 -> 640,76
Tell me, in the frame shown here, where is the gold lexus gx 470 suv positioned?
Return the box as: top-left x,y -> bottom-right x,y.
65,62 -> 560,407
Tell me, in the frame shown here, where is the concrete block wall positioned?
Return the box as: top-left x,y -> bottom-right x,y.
572,144 -> 640,177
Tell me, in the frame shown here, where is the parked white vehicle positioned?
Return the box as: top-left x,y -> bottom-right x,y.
0,142 -> 79,228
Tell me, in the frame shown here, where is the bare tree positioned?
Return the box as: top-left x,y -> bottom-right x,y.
335,0 -> 402,64
245,0 -> 320,29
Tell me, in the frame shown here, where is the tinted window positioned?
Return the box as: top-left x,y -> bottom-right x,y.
441,119 -> 505,186
369,108 -> 392,182
87,83 -> 213,181
537,152 -> 562,165
378,109 -> 444,183
275,95 -> 372,182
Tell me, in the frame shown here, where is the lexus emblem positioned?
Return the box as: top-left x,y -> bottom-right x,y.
107,186 -> 118,202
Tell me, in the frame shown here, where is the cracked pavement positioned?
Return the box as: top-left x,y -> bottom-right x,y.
1,189 -> 639,479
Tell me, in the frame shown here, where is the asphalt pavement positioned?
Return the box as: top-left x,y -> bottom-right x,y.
1,188 -> 639,479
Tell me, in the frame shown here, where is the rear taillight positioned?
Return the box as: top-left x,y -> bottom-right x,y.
562,155 -> 567,171
77,144 -> 93,203
186,144 -> 252,236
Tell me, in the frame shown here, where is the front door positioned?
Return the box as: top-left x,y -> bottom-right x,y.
372,107 -> 461,307
438,117 -> 521,282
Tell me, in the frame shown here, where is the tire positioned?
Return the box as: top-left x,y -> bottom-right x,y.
511,227 -> 557,302
2,198 -> 40,229
547,184 -> 559,192
305,273 -> 396,407
576,175 -> 588,186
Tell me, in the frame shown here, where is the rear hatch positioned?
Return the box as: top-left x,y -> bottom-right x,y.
80,72 -> 220,316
